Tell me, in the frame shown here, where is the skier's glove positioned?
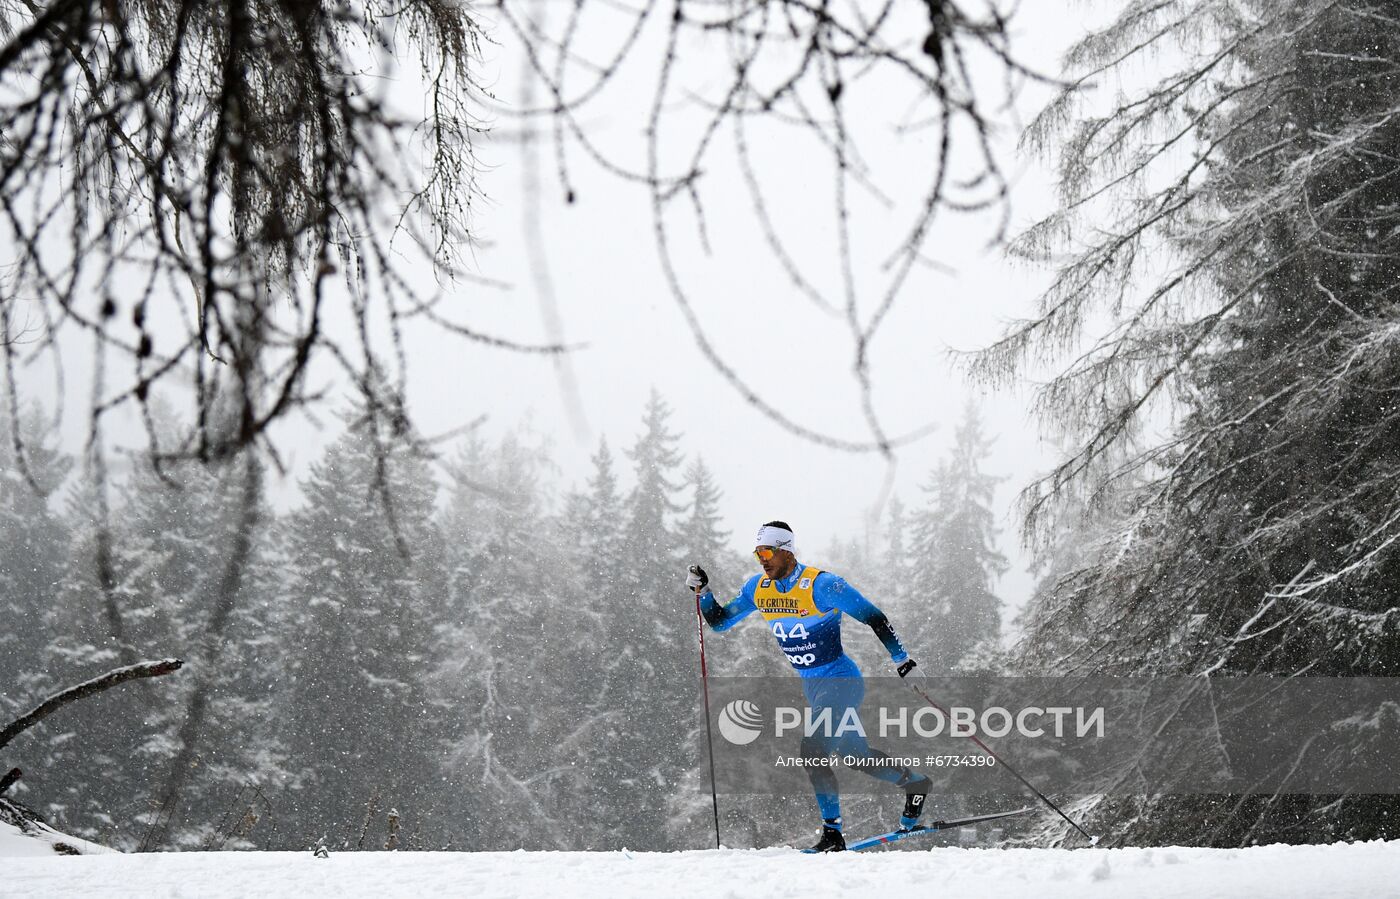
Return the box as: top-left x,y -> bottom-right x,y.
896,659 -> 918,678
686,564 -> 710,594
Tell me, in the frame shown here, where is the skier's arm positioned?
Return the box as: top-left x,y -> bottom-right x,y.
818,574 -> 909,663
698,579 -> 757,632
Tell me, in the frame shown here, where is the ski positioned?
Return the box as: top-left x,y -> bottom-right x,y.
802,807 -> 1035,854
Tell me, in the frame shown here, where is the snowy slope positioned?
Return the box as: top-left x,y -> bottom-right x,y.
6,840 -> 1400,898
0,817 -> 113,858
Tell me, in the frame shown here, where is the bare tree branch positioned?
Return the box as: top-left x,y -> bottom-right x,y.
498,0 -> 1053,453
0,0 -> 564,476
0,659 -> 184,753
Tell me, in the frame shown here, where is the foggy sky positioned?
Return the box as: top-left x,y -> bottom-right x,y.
389,1 -> 1097,618
19,2 -> 1109,630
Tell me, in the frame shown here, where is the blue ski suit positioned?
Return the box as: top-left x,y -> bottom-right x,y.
698,562 -> 923,826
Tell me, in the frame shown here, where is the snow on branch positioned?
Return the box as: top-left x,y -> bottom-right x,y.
0,659 -> 184,753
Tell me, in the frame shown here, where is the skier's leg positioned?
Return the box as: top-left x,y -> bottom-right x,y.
800,674 -> 848,831
821,668 -> 932,830
819,671 -> 906,783
800,730 -> 843,825
841,746 -> 930,830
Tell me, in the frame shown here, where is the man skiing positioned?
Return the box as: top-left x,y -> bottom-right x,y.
687,520 -> 931,853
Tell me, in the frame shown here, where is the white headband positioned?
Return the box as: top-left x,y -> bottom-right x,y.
755,525 -> 796,555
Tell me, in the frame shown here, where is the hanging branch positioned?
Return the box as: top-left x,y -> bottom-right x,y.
0,0 -> 563,478
496,0 -> 1052,454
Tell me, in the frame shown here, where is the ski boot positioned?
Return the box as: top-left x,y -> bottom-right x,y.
808,818 -> 847,853
899,775 -> 931,832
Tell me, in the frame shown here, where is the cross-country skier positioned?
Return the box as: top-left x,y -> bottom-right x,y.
687,520 -> 931,853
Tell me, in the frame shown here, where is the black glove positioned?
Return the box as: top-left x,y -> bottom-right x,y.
896,659 -> 918,678
686,564 -> 709,594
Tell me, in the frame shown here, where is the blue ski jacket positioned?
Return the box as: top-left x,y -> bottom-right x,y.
698,562 -> 908,677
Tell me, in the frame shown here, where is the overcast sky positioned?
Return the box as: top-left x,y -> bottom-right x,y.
24,1 -> 1109,625
377,1 -> 1101,614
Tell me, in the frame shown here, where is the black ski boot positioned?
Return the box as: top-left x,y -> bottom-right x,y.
899,775 -> 931,831
808,819 -> 846,853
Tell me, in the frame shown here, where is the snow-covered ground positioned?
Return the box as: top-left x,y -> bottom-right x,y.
0,813 -> 113,859
6,833 -> 1400,898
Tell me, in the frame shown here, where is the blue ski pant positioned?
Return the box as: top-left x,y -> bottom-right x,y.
799,656 -> 919,824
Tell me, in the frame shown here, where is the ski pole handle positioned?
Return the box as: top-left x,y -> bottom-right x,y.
686,564 -> 709,593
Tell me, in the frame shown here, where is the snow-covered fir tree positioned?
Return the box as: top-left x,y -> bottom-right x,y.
589,392 -> 694,849
571,438 -> 629,599
432,429 -> 601,850
275,419 -> 447,848
0,408 -> 71,716
676,458 -> 730,593
994,0 -> 1400,846
906,403 -> 1008,672
875,497 -> 911,609
20,409 -> 284,849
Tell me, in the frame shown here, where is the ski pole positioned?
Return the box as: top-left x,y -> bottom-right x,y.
692,581 -> 722,849
903,679 -> 1098,845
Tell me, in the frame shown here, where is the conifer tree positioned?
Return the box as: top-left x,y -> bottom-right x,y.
276,420 -> 446,847
574,438 -> 629,600
664,455 -> 753,847
134,449 -> 285,850
0,408 -> 71,712
907,403 -> 1008,671
24,412 -> 284,848
624,392 -> 684,575
433,429 -> 602,849
677,458 -> 731,593
21,477 -> 162,846
874,498 -> 912,616
987,0 -> 1400,845
589,392 -> 692,848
